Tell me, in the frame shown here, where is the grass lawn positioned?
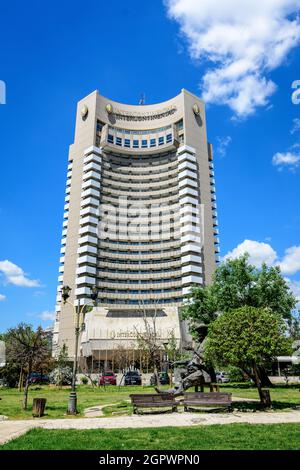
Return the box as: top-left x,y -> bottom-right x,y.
0,385 -> 155,419
1,423 -> 300,450
0,383 -> 299,419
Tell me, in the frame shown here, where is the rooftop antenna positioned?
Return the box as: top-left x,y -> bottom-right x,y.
139,93 -> 145,105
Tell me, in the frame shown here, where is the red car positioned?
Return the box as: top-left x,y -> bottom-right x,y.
98,371 -> 117,386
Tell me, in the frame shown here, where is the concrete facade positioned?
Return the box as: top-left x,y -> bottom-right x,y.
52,89 -> 219,361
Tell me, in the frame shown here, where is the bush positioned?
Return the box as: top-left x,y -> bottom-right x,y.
0,365 -> 20,388
81,376 -> 88,385
49,366 -> 72,386
227,366 -> 245,382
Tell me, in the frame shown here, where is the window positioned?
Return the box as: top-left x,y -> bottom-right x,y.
176,119 -> 183,130
108,134 -> 114,144
158,136 -> 164,146
116,137 -> 122,146
150,138 -> 156,147
166,133 -> 172,143
133,140 -> 139,148
124,139 -> 130,148
142,140 -> 147,148
96,121 -> 104,132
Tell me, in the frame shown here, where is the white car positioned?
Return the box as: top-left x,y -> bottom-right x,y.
216,371 -> 230,383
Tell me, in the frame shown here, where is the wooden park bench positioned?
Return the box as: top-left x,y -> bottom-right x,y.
130,393 -> 178,414
183,392 -> 232,412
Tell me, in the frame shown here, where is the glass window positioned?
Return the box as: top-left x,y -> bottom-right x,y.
176,119 -> 183,130
166,133 -> 172,143
124,139 -> 130,148
108,134 -> 114,143
116,137 -> 122,146
142,140 -> 148,148
158,136 -> 164,146
150,138 -> 156,147
133,140 -> 139,148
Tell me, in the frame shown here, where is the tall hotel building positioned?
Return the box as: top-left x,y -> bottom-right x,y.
53,89 -> 219,362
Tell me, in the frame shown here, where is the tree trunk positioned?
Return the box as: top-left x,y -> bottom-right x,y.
23,362 -> 32,410
18,367 -> 23,392
253,363 -> 272,407
257,365 -> 274,388
207,365 -> 216,383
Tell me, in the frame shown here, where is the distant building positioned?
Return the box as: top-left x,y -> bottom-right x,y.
53,89 -> 219,367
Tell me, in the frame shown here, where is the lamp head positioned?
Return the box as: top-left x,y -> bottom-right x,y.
90,286 -> 99,305
61,285 -> 71,304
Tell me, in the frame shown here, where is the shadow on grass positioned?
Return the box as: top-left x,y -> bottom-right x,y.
232,400 -> 300,412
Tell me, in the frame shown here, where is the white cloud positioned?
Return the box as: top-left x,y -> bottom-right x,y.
272,151 -> 300,170
0,294 -> 6,301
36,311 -> 56,322
0,260 -> 41,287
291,118 -> 300,134
224,239 -> 278,267
215,136 -> 232,157
286,279 -> 300,307
280,246 -> 300,275
166,0 -> 300,117
224,239 -> 300,276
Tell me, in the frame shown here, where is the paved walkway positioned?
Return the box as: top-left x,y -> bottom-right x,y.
1,410 -> 300,445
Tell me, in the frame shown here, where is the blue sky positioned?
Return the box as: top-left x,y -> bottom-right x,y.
0,0 -> 300,330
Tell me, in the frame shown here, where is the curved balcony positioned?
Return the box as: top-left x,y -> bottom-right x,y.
98,291 -> 182,301
102,167 -> 178,182
101,176 -> 179,191
98,250 -> 181,261
98,259 -> 182,270
100,240 -> 181,251
98,280 -> 182,290
98,270 -> 182,281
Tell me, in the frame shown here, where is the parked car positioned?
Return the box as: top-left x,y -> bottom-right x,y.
28,372 -> 50,384
124,370 -> 142,385
150,371 -> 170,386
216,371 -> 230,383
98,371 -> 117,386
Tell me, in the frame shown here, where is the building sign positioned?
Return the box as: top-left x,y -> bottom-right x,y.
108,328 -> 175,340
108,105 -> 177,122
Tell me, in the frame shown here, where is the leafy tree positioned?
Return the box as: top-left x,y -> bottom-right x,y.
55,343 -> 69,388
5,323 -> 50,409
181,285 -> 217,335
205,306 -> 291,404
211,256 -> 256,312
211,257 -> 296,319
182,256 -> 297,386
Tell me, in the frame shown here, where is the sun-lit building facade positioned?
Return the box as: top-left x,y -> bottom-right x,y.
52,89 -> 219,366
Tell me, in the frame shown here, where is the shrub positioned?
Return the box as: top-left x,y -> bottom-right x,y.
81,376 -> 88,385
227,366 -> 245,382
49,366 -> 72,386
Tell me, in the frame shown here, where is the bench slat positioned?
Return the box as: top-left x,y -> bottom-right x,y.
183,392 -> 232,407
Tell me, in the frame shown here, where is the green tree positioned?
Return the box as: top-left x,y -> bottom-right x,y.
211,257 -> 296,319
181,285 -> 217,335
205,306 -> 291,404
56,343 -> 69,388
183,256 -> 297,386
5,324 -> 50,409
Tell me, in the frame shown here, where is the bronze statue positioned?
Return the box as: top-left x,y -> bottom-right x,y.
156,337 -> 214,396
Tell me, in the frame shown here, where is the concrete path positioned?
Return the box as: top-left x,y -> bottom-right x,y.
1,410 -> 300,446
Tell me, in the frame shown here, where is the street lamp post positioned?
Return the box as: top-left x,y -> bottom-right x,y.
61,285 -> 99,415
